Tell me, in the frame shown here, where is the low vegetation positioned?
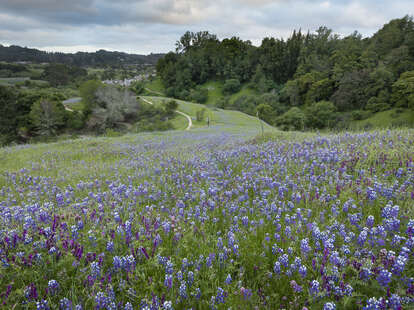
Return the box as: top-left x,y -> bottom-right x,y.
0,128 -> 413,309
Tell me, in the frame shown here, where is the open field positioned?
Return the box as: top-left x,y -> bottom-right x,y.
0,121 -> 413,309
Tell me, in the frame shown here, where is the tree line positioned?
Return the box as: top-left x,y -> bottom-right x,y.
157,16 -> 414,130
0,45 -> 164,67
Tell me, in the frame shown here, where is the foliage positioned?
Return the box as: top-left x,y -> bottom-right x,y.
157,16 -> 414,130
79,80 -> 103,115
304,100 -> 337,129
29,99 -> 66,136
129,81 -> 145,95
196,108 -> 207,122
190,87 -> 208,103
223,79 -> 241,95
41,63 -> 88,87
391,70 -> 414,108
276,107 -> 306,130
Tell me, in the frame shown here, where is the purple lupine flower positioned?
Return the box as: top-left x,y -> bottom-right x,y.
59,298 -> 72,310
179,282 -> 187,299
225,274 -> 232,284
388,294 -> 402,310
323,302 -> 336,310
309,280 -> 320,296
163,301 -> 173,310
300,238 -> 311,255
90,261 -> 101,279
215,287 -> 226,304
362,297 -> 382,309
95,292 -> 109,309
377,269 -> 392,287
164,274 -> 173,289
273,261 -> 281,275
366,215 -> 375,228
48,279 -> 59,295
391,255 -> 407,275
241,287 -> 252,300
36,299 -> 50,310
290,280 -> 302,293
299,265 -> 307,278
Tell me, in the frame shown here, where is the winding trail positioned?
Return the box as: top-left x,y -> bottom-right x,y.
175,110 -> 192,131
139,96 -> 192,131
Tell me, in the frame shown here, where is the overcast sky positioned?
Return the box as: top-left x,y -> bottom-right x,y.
0,0 -> 413,55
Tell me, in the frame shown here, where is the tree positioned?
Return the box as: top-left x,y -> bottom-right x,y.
223,79 -> 241,95
305,101 -> 336,129
257,103 -> 274,125
79,80 -> 103,115
276,107 -> 306,131
196,108 -> 206,122
0,86 -> 19,144
391,70 -> 414,108
41,64 -> 87,87
130,81 -> 144,95
29,99 -> 66,136
165,100 -> 178,115
331,70 -> 370,111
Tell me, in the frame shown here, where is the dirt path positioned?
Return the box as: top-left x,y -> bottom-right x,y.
175,110 -> 192,130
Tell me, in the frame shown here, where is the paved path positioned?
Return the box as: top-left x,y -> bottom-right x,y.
139,96 -> 192,130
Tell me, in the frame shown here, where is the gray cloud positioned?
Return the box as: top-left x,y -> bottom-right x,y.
0,0 -> 413,54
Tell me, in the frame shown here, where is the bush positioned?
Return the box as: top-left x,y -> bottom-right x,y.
216,97 -> 230,109
165,100 -> 178,115
196,108 -> 206,122
351,110 -> 372,121
190,88 -> 208,104
277,107 -> 306,131
223,79 -> 241,95
305,101 -> 336,129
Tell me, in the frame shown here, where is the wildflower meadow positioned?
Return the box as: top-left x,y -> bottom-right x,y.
0,129 -> 413,309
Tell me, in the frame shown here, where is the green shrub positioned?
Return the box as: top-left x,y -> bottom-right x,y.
196,108 -> 206,122
351,110 -> 372,121
277,107 -> 306,131
223,79 -> 241,95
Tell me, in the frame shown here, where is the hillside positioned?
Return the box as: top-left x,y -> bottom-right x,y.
0,44 -> 165,66
156,16 -> 414,131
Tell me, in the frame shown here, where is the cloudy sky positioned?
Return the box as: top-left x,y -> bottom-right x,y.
0,0 -> 413,55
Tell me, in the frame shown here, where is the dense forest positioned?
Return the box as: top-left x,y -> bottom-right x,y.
157,16 -> 414,130
0,45 -> 164,66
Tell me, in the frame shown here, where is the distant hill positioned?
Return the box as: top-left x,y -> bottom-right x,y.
0,44 -> 165,67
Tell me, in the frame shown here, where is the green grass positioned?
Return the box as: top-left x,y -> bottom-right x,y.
144,78 -> 165,95
351,108 -> 414,129
200,81 -> 224,105
199,81 -> 259,106
229,85 -> 257,104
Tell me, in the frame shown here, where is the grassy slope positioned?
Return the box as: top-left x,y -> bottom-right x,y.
351,108 -> 414,129
144,78 -> 165,95
199,81 -> 258,106
143,96 -> 274,132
